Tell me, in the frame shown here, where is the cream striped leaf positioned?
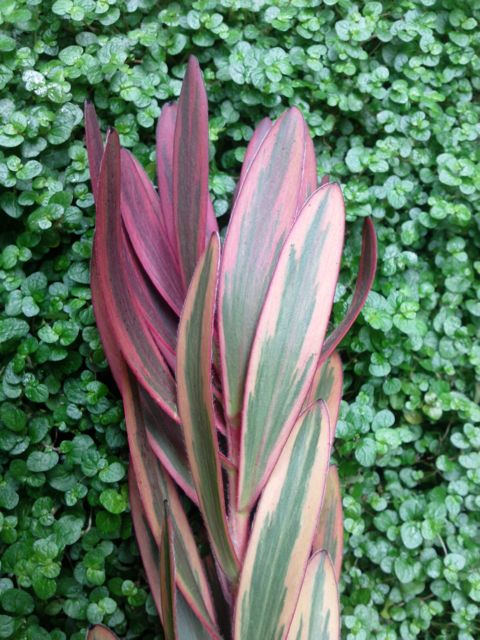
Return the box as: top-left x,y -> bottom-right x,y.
234,402 -> 330,640
177,234 -> 239,583
238,184 -> 345,510
287,551 -> 340,640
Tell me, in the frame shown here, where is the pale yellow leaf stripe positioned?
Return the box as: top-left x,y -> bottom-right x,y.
122,372 -> 218,634
239,184 -> 345,510
177,234 -> 239,582
234,402 -> 331,640
287,551 -> 340,640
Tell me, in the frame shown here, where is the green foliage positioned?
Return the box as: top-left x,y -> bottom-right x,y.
0,0 -> 479,638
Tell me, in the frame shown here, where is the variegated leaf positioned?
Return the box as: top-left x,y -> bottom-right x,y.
177,234 -> 239,583
305,352 -> 343,444
234,402 -> 331,640
238,183 -> 345,510
287,551 -> 340,640
219,108 -> 314,426
123,373 -> 218,635
92,130 -> 178,419
299,128 -> 317,205
177,591 -> 216,640
86,625 -> 120,640
312,465 -> 343,582
173,56 -> 210,289
321,217 -> 377,361
160,501 -> 178,640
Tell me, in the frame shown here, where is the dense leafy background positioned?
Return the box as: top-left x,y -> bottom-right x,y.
0,0 -> 479,638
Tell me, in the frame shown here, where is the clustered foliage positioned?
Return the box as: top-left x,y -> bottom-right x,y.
0,1 -> 479,639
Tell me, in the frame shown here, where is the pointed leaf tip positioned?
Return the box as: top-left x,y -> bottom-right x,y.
219,107 -> 314,425
86,625 -> 120,640
312,464 -> 344,582
173,54 -> 210,289
287,551 -> 340,640
92,131 -> 178,419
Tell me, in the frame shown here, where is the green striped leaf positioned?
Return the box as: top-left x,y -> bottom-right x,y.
177,591 -> 216,640
287,551 -> 340,640
312,465 -> 343,582
86,625 -> 120,640
123,372 -> 218,635
160,502 -> 178,640
219,108 -> 314,426
177,234 -> 239,583
305,352 -> 343,444
92,129 -> 177,419
234,402 -> 331,640
238,184 -> 345,510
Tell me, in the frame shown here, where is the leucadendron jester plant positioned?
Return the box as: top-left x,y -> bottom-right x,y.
84,56 -> 377,640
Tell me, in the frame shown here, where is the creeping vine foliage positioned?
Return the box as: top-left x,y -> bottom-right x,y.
0,1 -> 479,639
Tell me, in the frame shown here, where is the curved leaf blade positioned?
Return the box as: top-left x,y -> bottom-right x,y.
121,229 -> 178,368
173,56 -> 210,289
128,471 -> 164,618
177,234 -> 239,583
130,481 -> 217,640
219,108 -> 311,424
234,402 -> 331,640
92,130 -> 177,419
177,591 -> 217,640
90,261 -> 126,393
312,465 -> 343,582
287,551 -> 340,640
123,372 -> 218,634
238,184 -> 345,510
160,502 -> 178,640
320,217 -> 377,361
